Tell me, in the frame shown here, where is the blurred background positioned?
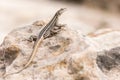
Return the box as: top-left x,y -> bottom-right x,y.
0,0 -> 120,43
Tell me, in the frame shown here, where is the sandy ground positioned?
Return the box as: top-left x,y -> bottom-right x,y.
0,0 -> 120,44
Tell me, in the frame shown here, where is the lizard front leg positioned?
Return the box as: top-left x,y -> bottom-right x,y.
49,23 -> 66,37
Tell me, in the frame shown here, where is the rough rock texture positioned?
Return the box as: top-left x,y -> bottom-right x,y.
0,20 -> 89,80
0,20 -> 120,80
67,29 -> 120,80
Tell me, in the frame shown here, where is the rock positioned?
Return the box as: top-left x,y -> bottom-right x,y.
0,47 -> 5,78
0,20 -> 89,80
0,19 -> 120,80
67,29 -> 120,80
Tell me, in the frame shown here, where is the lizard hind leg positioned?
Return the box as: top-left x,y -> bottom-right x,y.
43,31 -> 51,39
28,35 -> 38,42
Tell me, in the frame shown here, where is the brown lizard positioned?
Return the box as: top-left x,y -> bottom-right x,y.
4,8 -> 66,77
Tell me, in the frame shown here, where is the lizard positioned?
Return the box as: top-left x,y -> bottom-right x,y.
4,8 -> 66,77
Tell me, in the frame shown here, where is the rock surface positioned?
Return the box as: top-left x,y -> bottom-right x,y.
0,20 -> 120,80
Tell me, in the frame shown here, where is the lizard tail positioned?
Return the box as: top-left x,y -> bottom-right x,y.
3,38 -> 43,78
